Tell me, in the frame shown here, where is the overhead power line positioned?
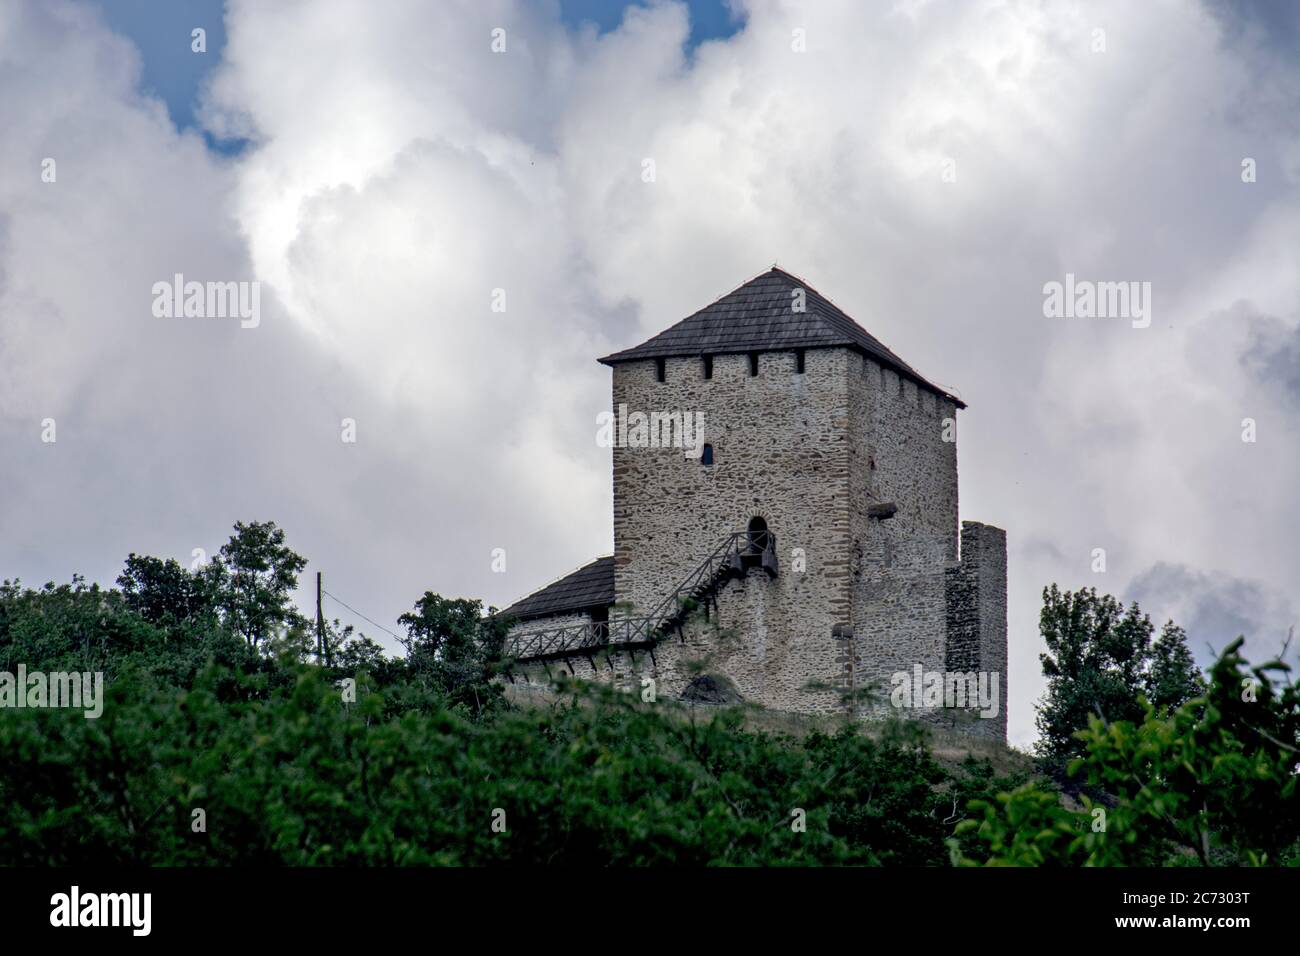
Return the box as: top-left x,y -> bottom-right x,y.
321,587 -> 406,643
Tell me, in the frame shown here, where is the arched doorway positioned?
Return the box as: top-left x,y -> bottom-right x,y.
746,516 -> 770,555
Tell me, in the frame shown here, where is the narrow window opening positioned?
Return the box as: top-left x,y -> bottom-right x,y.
795,349 -> 806,373
703,355 -> 713,379
701,443 -> 714,466
748,352 -> 759,376
655,358 -> 666,382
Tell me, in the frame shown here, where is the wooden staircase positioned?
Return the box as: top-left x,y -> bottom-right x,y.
504,528 -> 778,663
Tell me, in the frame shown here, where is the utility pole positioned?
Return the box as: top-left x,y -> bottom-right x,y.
316,571 -> 325,665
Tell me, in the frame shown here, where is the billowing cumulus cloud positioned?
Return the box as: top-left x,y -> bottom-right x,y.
2,0 -> 1296,747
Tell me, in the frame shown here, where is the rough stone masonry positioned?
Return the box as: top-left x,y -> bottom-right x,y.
501,268 -> 1007,741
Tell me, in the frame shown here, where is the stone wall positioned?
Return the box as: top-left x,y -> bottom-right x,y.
848,353 -> 960,720
942,521 -> 1008,740
509,567 -> 811,708
610,349 -> 854,715
510,644 -> 652,694
505,344 -> 1008,741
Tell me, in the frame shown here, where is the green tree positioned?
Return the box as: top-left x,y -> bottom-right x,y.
1037,585 -> 1152,761
213,521 -> 307,650
1144,621 -> 1203,711
0,576 -> 155,674
117,554 -> 223,627
1036,585 -> 1201,764
956,637 -> 1299,866
397,592 -> 509,717
399,593 -> 486,663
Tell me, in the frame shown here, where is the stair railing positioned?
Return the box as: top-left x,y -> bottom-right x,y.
504,529 -> 777,661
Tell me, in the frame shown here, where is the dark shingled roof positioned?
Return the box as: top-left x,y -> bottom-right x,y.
597,267 -> 965,408
500,556 -> 615,621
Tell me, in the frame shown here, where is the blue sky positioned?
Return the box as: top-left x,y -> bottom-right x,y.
96,0 -> 742,153
95,0 -> 229,147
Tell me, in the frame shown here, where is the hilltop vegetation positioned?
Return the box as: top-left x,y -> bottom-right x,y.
0,521 -> 1294,865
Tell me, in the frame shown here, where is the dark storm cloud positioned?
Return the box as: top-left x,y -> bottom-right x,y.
1125,562 -> 1297,671
1240,312 -> 1300,408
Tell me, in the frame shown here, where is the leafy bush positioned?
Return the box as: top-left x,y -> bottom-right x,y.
955,637 -> 1299,866
4,528 -> 1290,867
0,664 -> 1012,865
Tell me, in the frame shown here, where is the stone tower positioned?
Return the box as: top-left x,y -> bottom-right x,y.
503,268 -> 1007,740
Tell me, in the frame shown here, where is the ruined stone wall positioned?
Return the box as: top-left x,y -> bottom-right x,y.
510,644 -> 651,694
610,348 -> 855,715
847,354 -> 960,720
942,522 -> 1008,740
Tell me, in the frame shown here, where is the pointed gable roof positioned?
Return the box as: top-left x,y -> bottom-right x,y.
597,267 -> 965,407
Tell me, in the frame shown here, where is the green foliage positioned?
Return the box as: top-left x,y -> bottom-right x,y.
954,784 -> 1090,866
117,554 -> 223,627
0,522 -> 1018,864
398,592 -> 507,718
399,592 -> 507,668
1037,585 -> 1202,764
0,665 -> 1012,865
1146,622 -> 1204,711
956,637 -> 1299,866
213,520 -> 308,649
6,543 -> 1290,867
943,755 -> 1032,863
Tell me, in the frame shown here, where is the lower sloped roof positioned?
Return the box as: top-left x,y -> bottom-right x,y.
499,555 -> 615,621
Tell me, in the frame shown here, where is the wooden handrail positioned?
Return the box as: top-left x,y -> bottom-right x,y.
505,530 -> 777,661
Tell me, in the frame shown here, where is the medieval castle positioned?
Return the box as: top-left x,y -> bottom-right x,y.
502,268 -> 1007,740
